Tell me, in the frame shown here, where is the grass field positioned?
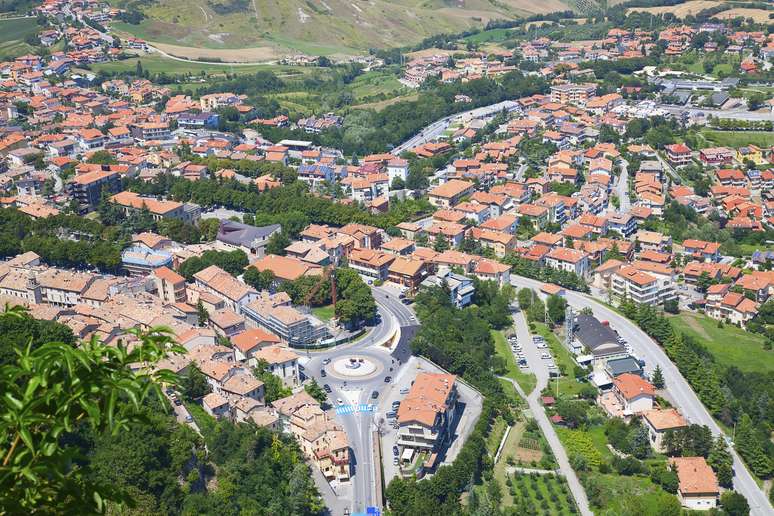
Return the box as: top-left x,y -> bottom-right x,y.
493,330 -> 537,395
108,0 -> 562,56
311,304 -> 336,323
698,129 -> 774,149
0,17 -> 39,60
488,416 -> 509,456
86,54 -> 314,77
713,8 -> 773,24
349,70 -> 407,103
628,0 -> 724,18
533,323 -> 586,398
667,312 -> 772,374
184,402 -> 216,440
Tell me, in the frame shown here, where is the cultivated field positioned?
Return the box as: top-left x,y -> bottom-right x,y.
628,0 -> 724,17
151,42 -> 279,62
712,8 -> 773,24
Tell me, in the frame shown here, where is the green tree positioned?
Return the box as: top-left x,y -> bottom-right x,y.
244,266 -> 275,291
517,287 -> 534,311
253,359 -> 292,403
708,436 -> 734,488
652,365 -> 664,389
433,234 -> 450,252
180,365 -> 211,401
0,308 -> 184,514
720,491 -> 750,516
734,413 -> 772,478
266,231 -> 291,256
304,380 -> 327,406
546,294 -> 567,326
196,300 -> 209,327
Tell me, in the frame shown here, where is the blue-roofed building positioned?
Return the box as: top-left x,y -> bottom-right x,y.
752,250 -> 774,265
122,245 -> 173,277
297,164 -> 334,188
178,112 -> 220,130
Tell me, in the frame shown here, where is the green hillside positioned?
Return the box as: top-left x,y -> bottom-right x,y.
109,0 -> 570,56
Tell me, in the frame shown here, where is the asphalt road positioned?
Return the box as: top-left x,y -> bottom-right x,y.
391,100 -> 519,155
506,310 -> 592,516
510,275 -> 774,515
300,285 -> 418,514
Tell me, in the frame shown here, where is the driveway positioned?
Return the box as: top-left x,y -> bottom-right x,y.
505,310 -> 592,516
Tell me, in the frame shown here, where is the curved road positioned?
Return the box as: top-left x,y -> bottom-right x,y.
510,275 -> 773,515
302,286 -> 418,514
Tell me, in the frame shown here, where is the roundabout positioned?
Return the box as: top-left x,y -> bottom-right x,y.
329,355 -> 384,381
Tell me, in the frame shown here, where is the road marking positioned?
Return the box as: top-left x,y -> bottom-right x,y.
336,404 -> 375,415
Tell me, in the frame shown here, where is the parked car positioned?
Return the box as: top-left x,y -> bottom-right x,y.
185,415 -> 193,423
400,387 -> 410,394
393,457 -> 399,465
393,446 -> 399,456
386,411 -> 397,419
541,352 -> 551,360
337,398 -> 344,405
323,384 -> 332,393
320,369 -> 327,377
371,390 -> 379,399
384,376 -> 392,383
174,398 -> 182,406
322,358 -> 331,365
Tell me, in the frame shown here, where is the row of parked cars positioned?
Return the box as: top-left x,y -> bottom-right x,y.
508,334 -> 529,370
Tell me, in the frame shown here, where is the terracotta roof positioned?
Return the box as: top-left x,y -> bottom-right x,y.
397,372 -> 456,427
231,327 -> 281,353
669,457 -> 719,495
643,408 -> 688,431
614,373 -> 655,400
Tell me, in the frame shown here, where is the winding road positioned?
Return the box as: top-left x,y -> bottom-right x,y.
510,275 -> 774,516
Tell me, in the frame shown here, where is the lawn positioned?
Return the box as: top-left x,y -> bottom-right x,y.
493,330 -> 537,395
667,312 -> 772,374
311,304 -> 336,323
0,17 -> 39,60
699,129 -> 774,149
582,473 -> 675,516
532,323 -> 586,398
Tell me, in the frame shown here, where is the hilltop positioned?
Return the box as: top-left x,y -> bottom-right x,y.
109,0 -> 570,58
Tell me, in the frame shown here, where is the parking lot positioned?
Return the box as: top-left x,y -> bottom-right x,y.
506,332 -> 559,377
377,356 -> 483,483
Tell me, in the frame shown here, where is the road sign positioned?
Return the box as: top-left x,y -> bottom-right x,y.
366,507 -> 380,516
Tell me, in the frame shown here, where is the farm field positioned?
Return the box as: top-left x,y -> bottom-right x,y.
0,17 -> 39,60
713,8 -> 773,24
628,0 -> 724,17
667,312 -> 772,374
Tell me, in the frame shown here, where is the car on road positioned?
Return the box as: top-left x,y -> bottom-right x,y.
322,358 -> 331,365
320,369 -> 327,377
384,376 -> 392,383
393,457 -> 399,465
371,390 -> 379,399
393,445 -> 399,456
409,315 -> 416,321
386,411 -> 396,419
185,415 -> 193,423
400,387 -> 410,394
337,398 -> 344,405
174,398 -> 182,406
323,384 -> 332,393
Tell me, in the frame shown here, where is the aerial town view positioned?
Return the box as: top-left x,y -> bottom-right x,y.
0,0 -> 773,514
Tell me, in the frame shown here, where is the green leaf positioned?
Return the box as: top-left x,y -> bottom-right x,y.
4,392 -> 23,411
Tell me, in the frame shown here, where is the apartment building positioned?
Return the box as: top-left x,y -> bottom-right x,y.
397,373 -> 459,455
152,265 -> 186,304
428,179 -> 476,208
387,256 -> 430,293
192,265 -> 259,315
347,248 -> 396,281
545,247 -> 590,277
242,292 -> 330,348
111,191 -> 201,224
66,169 -> 121,212
610,265 -> 676,306
549,83 -> 596,106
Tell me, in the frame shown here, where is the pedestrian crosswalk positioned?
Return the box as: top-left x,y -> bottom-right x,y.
335,403 -> 376,415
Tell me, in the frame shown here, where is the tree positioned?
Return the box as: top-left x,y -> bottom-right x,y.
720,491 -> 750,516
517,287 -> 534,310
266,231 -> 291,256
734,413 -> 772,478
196,300 -> 209,327
555,400 -> 587,428
86,150 -> 117,165
546,294 -> 567,326
0,307 -> 184,514
304,379 -> 327,404
180,365 -> 211,401
433,234 -> 450,252
253,359 -> 291,403
629,422 -> 652,459
696,271 -> 713,293
244,266 -> 275,291
708,436 -> 734,488
652,365 -> 665,389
